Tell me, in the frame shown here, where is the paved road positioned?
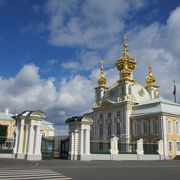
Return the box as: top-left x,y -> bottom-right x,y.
0,159 -> 180,180
0,169 -> 71,180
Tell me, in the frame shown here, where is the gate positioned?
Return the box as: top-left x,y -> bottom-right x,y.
41,137 -> 54,160
143,143 -> 158,154
60,138 -> 69,159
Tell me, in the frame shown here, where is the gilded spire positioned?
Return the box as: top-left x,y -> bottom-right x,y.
123,34 -> 129,59
98,61 -> 107,87
115,35 -> 136,80
146,65 -> 156,86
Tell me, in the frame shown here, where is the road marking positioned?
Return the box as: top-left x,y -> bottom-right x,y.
0,169 -> 72,180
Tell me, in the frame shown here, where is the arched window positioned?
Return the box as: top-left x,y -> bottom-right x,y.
176,121 -> 180,134
108,112 -> 111,119
117,110 -> 121,117
128,85 -> 132,94
167,120 -> 172,134
117,123 -> 121,135
100,113 -> 103,119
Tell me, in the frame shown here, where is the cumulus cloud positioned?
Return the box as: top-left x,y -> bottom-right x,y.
126,6 -> 180,101
45,0 -> 147,49
0,64 -> 96,126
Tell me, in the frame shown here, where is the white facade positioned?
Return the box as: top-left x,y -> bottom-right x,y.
84,36 -> 180,159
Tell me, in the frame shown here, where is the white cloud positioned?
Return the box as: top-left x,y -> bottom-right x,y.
45,0 -> 147,49
0,64 -> 95,126
126,6 -> 180,101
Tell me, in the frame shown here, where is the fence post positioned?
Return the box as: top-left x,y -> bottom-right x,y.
110,136 -> 118,160
157,139 -> 164,160
136,138 -> 144,160
110,136 -> 118,155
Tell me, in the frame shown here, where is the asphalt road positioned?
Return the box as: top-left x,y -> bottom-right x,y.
0,159 -> 180,180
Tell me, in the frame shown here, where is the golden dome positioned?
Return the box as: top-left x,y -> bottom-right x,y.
121,60 -> 131,80
146,65 -> 156,86
115,35 -> 136,72
98,61 -> 107,87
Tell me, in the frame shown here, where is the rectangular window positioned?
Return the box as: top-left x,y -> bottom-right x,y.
143,122 -> 148,134
152,120 -> 158,134
176,142 -> 180,151
117,111 -> 121,117
108,112 -> 111,119
108,124 -> 111,136
169,142 -> 173,152
99,142 -> 103,150
135,123 -> 141,134
99,124 -> 103,136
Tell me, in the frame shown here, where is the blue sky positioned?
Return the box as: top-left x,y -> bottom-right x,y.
0,0 -> 180,132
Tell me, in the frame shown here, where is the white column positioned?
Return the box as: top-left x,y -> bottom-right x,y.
34,125 -> 41,155
27,125 -> 34,155
17,124 -> 24,155
69,131 -> 74,160
80,129 -> 84,155
23,125 -> 29,154
74,130 -> 79,160
13,129 -> 19,154
85,129 -> 90,155
125,107 -> 131,143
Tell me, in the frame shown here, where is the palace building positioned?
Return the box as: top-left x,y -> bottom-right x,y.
85,36 -> 180,158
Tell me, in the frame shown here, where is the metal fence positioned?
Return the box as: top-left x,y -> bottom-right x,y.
118,142 -> 137,154
90,141 -> 110,154
143,143 -> 158,154
0,137 -> 14,154
41,137 -> 54,160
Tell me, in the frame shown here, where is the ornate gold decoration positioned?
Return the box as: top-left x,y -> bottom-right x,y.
138,88 -> 145,97
146,65 -> 156,87
121,59 -> 131,80
98,61 -> 107,87
115,35 -> 137,80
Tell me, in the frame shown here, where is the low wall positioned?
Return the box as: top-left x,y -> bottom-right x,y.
0,153 -> 14,159
90,154 -> 161,161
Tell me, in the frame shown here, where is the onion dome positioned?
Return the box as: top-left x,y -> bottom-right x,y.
146,65 -> 156,86
121,59 -> 131,80
115,35 -> 136,72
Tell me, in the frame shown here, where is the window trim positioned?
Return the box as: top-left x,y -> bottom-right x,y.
168,141 -> 174,152
175,121 -> 180,135
176,141 -> 180,152
167,120 -> 173,135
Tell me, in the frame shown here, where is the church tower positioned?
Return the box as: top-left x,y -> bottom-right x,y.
145,65 -> 160,99
115,35 -> 136,101
94,61 -> 108,106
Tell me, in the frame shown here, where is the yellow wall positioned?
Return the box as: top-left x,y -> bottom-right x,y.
165,116 -> 180,157
0,119 -> 15,138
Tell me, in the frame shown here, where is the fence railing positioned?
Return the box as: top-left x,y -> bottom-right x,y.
143,143 -> 158,154
90,141 -> 110,154
118,142 -> 137,154
0,137 -> 14,154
